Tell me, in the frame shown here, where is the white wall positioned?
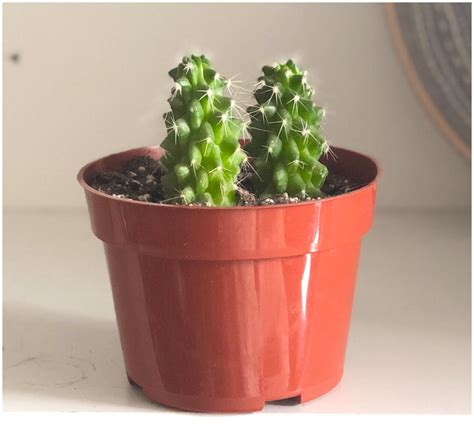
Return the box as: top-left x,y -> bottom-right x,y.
4,3 -> 470,211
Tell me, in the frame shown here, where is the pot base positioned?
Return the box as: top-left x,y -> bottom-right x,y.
127,373 -> 343,413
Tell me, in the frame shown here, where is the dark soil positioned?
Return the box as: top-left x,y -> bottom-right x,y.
90,156 -> 164,203
90,155 -> 364,206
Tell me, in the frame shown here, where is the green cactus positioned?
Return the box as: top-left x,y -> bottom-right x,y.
245,60 -> 329,199
160,55 -> 246,206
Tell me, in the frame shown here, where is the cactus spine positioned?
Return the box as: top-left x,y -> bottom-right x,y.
160,55 -> 246,206
246,60 -> 329,199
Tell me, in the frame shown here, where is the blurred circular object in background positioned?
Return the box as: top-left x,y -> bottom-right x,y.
386,3 -> 471,159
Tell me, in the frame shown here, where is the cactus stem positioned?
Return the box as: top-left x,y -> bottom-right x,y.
246,60 -> 329,198
161,55 -> 245,206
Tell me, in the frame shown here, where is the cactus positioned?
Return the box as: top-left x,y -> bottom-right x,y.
245,60 -> 329,199
160,55 -> 246,206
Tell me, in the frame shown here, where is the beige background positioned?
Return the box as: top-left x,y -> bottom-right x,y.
3,3 -> 471,414
3,2 -> 470,211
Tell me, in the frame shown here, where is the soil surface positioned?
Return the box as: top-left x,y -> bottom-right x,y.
90,156 -> 164,203
90,155 -> 365,206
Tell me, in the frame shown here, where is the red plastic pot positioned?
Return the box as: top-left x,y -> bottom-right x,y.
78,145 -> 378,412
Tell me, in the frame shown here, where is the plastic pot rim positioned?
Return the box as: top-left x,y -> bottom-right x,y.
77,144 -> 380,211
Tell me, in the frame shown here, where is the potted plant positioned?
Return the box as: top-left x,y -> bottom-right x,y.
78,55 -> 379,413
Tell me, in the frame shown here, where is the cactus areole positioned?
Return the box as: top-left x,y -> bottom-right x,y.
246,60 -> 329,199
160,55 -> 246,206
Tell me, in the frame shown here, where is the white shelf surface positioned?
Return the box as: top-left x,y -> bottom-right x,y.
3,210 -> 470,413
